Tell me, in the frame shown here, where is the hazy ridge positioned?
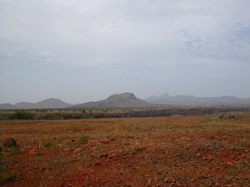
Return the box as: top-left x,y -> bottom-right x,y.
0,98 -> 70,109
145,93 -> 250,106
1,92 -> 250,110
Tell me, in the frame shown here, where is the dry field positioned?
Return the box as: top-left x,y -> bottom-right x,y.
1,114 -> 250,186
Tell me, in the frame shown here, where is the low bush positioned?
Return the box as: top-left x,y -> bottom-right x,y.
2,138 -> 17,148
9,111 -> 34,120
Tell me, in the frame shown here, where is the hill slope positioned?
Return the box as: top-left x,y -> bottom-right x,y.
0,98 -> 71,109
69,92 -> 155,108
33,98 -> 71,109
145,93 -> 250,106
0,103 -> 16,110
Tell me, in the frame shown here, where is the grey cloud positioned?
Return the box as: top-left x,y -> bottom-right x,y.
1,0 -> 250,103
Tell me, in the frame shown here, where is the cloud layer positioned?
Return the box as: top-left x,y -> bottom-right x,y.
1,0 -> 250,103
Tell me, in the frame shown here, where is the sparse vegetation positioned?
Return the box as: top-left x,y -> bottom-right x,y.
0,147 -> 16,185
0,165 -> 16,185
9,111 -> 34,120
1,107 -> 249,120
2,138 -> 17,147
77,134 -> 89,147
37,138 -> 56,148
0,113 -> 249,186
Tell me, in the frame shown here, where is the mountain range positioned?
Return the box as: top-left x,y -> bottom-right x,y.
1,92 -> 250,109
0,98 -> 70,110
145,93 -> 250,106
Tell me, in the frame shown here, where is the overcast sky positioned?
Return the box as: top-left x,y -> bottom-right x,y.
1,0 -> 250,104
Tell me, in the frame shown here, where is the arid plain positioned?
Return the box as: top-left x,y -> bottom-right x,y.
1,113 -> 250,186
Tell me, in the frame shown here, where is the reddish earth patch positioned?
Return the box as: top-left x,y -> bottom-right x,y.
1,115 -> 250,186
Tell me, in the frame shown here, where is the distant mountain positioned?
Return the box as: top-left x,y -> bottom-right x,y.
2,93 -> 249,110
145,93 -> 250,106
15,102 -> 34,109
69,92 -> 155,108
0,103 -> 16,110
33,98 -> 71,109
146,93 -> 171,103
0,98 -> 71,109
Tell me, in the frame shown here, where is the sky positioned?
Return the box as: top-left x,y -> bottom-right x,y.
1,0 -> 250,104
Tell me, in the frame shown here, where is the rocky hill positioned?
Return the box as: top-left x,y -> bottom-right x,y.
145,93 -> 250,106
69,92 -> 155,109
0,103 -> 16,110
0,98 -> 71,109
33,98 -> 71,109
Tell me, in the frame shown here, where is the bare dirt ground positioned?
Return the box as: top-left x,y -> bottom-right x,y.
1,114 -> 250,186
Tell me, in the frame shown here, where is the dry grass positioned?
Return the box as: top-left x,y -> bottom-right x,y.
0,113 -> 250,186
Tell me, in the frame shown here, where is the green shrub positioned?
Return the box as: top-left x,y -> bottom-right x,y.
9,111 -> 34,120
